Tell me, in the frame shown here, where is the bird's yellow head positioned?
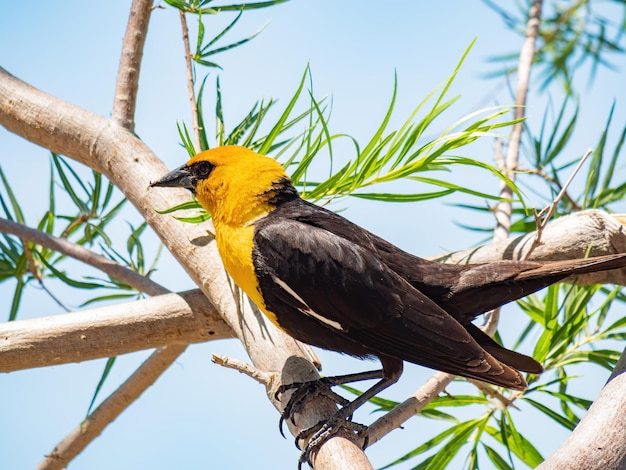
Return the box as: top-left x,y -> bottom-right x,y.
150,146 -> 298,226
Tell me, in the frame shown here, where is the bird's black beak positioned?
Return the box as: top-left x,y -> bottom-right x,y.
149,164 -> 195,191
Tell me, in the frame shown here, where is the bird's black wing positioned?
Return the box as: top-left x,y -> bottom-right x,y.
252,208 -> 527,389
267,199 -> 626,324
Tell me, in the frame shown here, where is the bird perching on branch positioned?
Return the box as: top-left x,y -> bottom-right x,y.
151,145 -> 626,466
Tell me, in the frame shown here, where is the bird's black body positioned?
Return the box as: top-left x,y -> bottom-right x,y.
253,194 -> 626,389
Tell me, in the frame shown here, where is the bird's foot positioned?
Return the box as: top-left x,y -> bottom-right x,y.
276,377 -> 350,437
296,408 -> 369,469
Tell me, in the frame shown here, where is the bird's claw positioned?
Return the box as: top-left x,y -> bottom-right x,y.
295,412 -> 369,469
276,378 -> 349,438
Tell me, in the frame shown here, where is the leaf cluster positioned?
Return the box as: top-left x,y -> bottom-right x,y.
484,0 -> 626,93
0,154 -> 161,319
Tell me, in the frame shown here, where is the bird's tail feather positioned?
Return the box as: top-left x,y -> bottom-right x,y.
516,253 -> 626,281
466,323 -> 543,374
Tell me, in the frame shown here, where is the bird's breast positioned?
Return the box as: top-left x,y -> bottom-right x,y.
214,222 -> 280,326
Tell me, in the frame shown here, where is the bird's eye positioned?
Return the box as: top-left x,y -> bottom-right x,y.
193,161 -> 214,179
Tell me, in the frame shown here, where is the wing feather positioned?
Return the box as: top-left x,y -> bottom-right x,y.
253,211 -> 527,389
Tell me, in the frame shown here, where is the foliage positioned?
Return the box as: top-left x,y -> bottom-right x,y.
484,0 -> 626,93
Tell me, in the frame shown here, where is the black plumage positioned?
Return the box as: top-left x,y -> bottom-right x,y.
254,195 -> 625,390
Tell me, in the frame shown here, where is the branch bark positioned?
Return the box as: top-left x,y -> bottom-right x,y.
0,217 -> 169,296
0,289 -> 231,372
493,0 -> 542,241
112,0 -> 154,131
537,345 -> 626,470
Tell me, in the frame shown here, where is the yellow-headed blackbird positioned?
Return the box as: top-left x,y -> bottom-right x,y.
151,145 -> 626,464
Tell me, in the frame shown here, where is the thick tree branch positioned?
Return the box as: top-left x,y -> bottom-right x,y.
537,345 -> 626,470
0,289 -> 231,372
439,210 -> 626,285
112,0 -> 154,131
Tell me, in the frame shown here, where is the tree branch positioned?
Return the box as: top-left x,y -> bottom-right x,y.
179,10 -> 202,151
439,210 -> 626,285
37,344 -> 187,470
112,0 -> 154,131
0,217 -> 169,296
537,345 -> 626,470
0,289 -> 231,372
493,0 -> 542,240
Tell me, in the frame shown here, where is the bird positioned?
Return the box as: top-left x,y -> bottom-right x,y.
150,145 -> 626,466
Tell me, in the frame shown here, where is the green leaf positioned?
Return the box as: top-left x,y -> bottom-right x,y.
483,444 -> 513,470
51,153 -> 89,213
485,421 -> 544,468
175,213 -> 212,223
155,200 -> 204,214
257,66 -> 308,154
8,276 -> 25,321
382,416 -> 489,470
522,397 -> 578,430
0,165 -> 26,224
37,255 -> 105,290
351,189 -> 454,202
196,74 -> 210,151
177,121 -> 197,157
86,357 -> 116,416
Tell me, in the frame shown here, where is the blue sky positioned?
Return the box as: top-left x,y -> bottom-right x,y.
1,1 -> 626,469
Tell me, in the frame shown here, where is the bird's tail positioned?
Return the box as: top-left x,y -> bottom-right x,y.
466,323 -> 543,374
515,252 -> 626,281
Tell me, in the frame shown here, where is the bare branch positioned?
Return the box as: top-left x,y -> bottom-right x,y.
367,372 -> 454,446
0,289 -> 232,372
212,353 -> 274,386
537,345 -> 626,470
112,0 -> 154,131
179,10 -> 202,151
493,0 -> 543,241
37,344 -> 187,470
439,210 -> 626,285
0,217 -> 168,296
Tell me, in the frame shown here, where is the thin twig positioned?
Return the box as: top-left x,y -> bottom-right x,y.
526,149 -> 592,259
467,379 -> 519,409
179,10 -> 201,151
536,149 -> 592,225
493,0 -> 543,242
519,167 -> 582,210
0,217 -> 168,296
112,0 -> 154,131
37,344 -> 187,470
212,353 -> 274,386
